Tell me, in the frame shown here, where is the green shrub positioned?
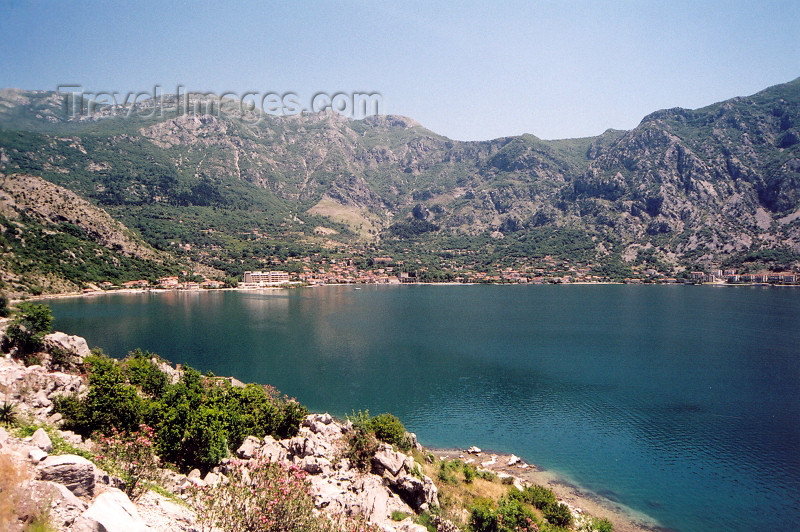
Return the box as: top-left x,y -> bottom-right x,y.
0,402 -> 17,427
0,294 -> 9,318
543,502 -> 573,528
463,462 -> 477,483
415,511 -> 438,532
469,498 -> 499,532
497,496 -> 537,531
369,413 -> 409,450
123,350 -> 169,396
437,459 -> 460,485
55,349 -> 307,473
469,495 -> 538,532
477,469 -> 498,481
521,484 -> 558,509
276,399 -> 308,439
344,424 -> 380,472
345,410 -> 411,450
48,347 -> 72,370
581,516 -> 614,532
346,409 -> 372,431
6,302 -> 53,355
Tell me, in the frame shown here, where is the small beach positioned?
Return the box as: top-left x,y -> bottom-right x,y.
430,448 -> 665,532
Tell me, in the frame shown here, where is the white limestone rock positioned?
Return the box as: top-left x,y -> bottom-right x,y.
31,427 -> 53,452
72,488 -> 148,532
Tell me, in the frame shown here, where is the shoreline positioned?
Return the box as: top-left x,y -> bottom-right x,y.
429,447 -> 667,532
14,279 -> 798,304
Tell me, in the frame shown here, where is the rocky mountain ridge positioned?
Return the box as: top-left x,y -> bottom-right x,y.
0,78 -> 798,287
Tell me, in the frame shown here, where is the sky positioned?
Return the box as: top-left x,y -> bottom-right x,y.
1,0 -> 798,141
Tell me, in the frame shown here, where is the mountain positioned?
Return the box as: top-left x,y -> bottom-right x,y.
0,79 -> 798,292
0,172 -> 221,296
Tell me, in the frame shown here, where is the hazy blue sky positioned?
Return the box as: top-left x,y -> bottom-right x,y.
1,0 -> 798,140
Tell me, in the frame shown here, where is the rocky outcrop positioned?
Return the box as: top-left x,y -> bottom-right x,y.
44,332 -> 91,360
30,428 -> 53,452
1,330 -> 443,531
0,423 -> 197,531
0,356 -> 86,422
71,489 -> 148,532
226,413 -> 439,529
37,455 -> 97,497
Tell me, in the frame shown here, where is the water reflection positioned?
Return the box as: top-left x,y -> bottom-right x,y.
47,286 -> 800,532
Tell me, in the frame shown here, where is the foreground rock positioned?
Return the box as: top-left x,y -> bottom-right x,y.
1,348 -> 435,531
72,488 -> 148,532
37,455 -> 97,497
227,413 -> 437,530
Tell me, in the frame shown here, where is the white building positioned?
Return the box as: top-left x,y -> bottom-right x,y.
243,271 -> 290,285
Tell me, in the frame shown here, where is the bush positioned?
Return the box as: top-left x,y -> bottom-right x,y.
6,302 -> 53,355
0,293 -> 9,318
346,410 -> 411,450
520,484 -> 557,509
497,496 -> 537,531
369,413 -> 410,450
55,350 -> 308,473
580,516 -> 613,532
469,495 -> 540,532
49,347 -> 73,371
123,350 -> 169,397
344,424 -> 380,472
95,425 -> 161,501
477,469 -> 498,481
463,462 -> 477,483
0,402 -> 17,427
437,459 -> 460,485
469,498 -> 499,532
543,502 -> 573,528
275,399 -> 308,439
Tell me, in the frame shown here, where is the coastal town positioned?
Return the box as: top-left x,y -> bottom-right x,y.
81,254 -> 799,292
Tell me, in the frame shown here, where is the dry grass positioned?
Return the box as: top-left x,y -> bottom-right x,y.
0,454 -> 27,528
414,450 -> 516,527
0,453 -> 30,531
307,198 -> 383,239
0,453 -> 56,532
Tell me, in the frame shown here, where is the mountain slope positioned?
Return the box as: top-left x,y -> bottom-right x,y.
0,79 -> 798,282
0,173 -> 216,295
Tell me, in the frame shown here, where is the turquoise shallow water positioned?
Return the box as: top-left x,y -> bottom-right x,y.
47,285 -> 800,531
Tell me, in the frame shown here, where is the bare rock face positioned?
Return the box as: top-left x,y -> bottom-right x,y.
395,518 -> 429,532
235,435 -> 261,459
0,355 -> 85,422
372,444 -> 407,477
230,413 -> 440,530
393,474 -> 439,512
72,488 -> 148,532
258,434 -> 288,462
29,480 -> 88,528
44,332 -> 91,359
37,454 -> 97,497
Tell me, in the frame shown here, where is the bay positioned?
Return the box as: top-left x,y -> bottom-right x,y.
47,285 -> 800,531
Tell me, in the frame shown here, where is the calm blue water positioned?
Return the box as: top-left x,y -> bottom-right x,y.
47,285 -> 800,531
